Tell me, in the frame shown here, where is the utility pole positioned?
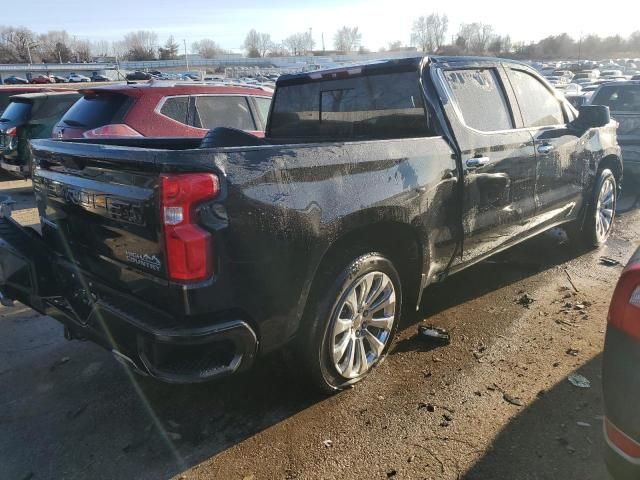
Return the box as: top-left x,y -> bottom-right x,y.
26,43 -> 33,65
578,32 -> 583,62
58,50 -> 62,64
322,32 -> 325,52
184,39 -> 190,70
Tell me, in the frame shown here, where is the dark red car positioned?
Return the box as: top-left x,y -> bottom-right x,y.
30,75 -> 54,84
604,248 -> 640,479
52,83 -> 273,139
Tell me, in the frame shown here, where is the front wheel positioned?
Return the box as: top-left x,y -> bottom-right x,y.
301,253 -> 402,393
579,168 -> 617,247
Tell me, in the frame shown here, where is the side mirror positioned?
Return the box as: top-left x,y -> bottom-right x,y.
576,105 -> 611,129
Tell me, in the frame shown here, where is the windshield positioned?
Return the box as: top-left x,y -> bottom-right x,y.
0,100 -> 32,123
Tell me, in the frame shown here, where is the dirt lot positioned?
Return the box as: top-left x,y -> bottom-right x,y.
0,176 -> 638,480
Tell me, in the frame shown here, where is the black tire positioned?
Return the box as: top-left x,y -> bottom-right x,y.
300,252 -> 402,393
579,168 -> 617,247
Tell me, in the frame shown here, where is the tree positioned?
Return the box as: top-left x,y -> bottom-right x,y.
159,36 -> 180,60
0,26 -> 39,63
457,22 -> 494,54
38,30 -> 73,63
191,38 -> 221,59
243,29 -> 272,57
283,31 -> 314,56
72,38 -> 92,62
121,30 -> 158,60
333,26 -> 361,53
411,13 -> 448,52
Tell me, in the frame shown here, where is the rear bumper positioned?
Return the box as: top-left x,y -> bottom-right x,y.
605,419 -> 640,480
0,214 -> 258,383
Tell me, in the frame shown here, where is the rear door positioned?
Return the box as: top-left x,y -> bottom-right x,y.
505,67 -> 588,227
436,65 -> 538,264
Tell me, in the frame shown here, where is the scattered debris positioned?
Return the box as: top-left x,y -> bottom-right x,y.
577,422 -> 592,428
417,325 -> 451,345
323,439 -> 333,448
387,469 -> 397,478
242,475 -> 255,480
443,413 -> 454,422
418,402 -> 436,412
568,374 -> 591,389
574,303 -> 586,310
599,256 -> 621,267
566,348 -> 580,357
564,269 -> 579,293
50,356 -> 70,372
439,420 -> 450,427
407,455 -> 415,463
503,393 -> 524,407
515,292 -> 535,308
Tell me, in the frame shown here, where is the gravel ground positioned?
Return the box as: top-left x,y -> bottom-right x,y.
0,176 -> 637,480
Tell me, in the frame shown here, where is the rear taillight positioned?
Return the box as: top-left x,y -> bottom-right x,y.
608,262 -> 640,340
5,127 -> 16,137
82,124 -> 142,138
160,173 -> 219,282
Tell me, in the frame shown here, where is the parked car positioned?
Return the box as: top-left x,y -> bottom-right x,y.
3,76 -> 29,85
30,75 -> 54,84
590,81 -> 640,177
67,73 -> 90,83
52,83 -> 272,139
90,73 -> 109,82
0,56 -> 621,391
0,86 -> 66,114
126,71 -> 152,81
51,76 -> 67,83
603,247 -> 640,480
565,93 -> 590,108
602,70 -> 624,78
0,91 -> 81,176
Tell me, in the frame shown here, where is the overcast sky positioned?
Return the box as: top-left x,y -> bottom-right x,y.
5,0 -> 638,52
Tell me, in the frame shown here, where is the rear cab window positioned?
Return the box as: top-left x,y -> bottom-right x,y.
442,69 -> 513,132
269,71 -> 432,140
591,85 -> 640,112
60,93 -> 129,129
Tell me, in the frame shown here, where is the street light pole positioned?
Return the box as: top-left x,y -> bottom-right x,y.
184,39 -> 190,70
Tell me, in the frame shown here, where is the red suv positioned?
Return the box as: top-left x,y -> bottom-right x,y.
52,83 -> 273,139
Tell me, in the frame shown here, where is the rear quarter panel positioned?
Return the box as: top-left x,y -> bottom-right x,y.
209,137 -> 457,350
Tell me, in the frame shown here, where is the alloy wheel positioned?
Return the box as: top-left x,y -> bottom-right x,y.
330,271 -> 396,379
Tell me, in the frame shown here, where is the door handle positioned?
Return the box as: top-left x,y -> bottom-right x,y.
537,143 -> 555,155
466,156 -> 490,168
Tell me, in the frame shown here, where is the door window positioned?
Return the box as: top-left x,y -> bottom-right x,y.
443,69 -> 513,132
159,96 -> 189,124
193,96 -> 256,131
509,69 -> 565,127
254,97 -> 272,125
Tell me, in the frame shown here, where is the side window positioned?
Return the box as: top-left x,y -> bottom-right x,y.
194,96 -> 256,131
160,96 -> 188,125
509,70 -> 565,127
254,97 -> 272,125
443,69 -> 513,132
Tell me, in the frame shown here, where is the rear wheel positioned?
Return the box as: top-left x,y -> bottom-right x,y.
301,253 -> 402,393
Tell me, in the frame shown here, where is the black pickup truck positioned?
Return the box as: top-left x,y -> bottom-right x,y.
0,56 -> 622,392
